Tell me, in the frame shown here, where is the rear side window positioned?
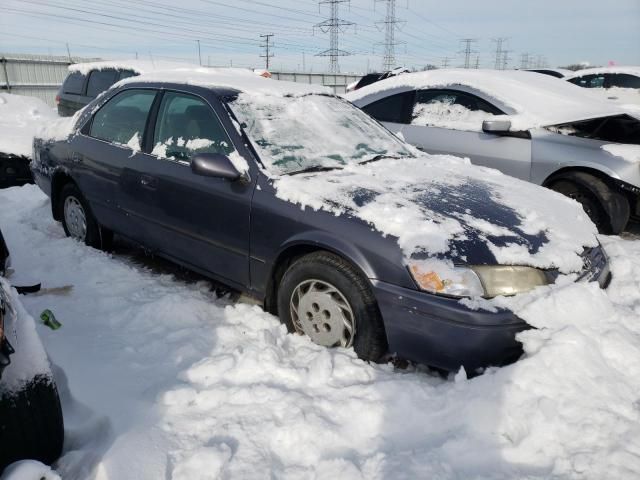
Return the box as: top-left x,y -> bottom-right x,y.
546,115 -> 640,145
89,89 -> 156,147
86,69 -> 119,98
607,74 -> 640,89
568,74 -> 605,88
118,70 -> 137,81
361,91 -> 414,124
62,72 -> 85,95
151,91 -> 234,163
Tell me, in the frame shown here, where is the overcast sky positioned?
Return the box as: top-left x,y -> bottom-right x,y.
1,0 -> 638,73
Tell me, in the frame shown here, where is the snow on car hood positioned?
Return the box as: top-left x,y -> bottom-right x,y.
346,69 -> 625,131
0,93 -> 58,157
274,155 -> 597,273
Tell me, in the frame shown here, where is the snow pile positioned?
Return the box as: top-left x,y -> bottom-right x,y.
37,110 -> 82,144
0,278 -> 53,395
602,144 -> 640,163
1,185 -> 640,479
412,100 -> 496,131
0,93 -> 58,157
68,59 -> 200,76
274,156 -> 597,273
346,69 -> 624,131
120,66 -> 330,97
1,460 -> 61,480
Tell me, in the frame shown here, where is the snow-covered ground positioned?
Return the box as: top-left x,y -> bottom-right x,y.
2,184 -> 640,479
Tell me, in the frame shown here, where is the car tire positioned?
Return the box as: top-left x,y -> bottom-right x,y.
0,375 -> 64,472
549,173 -> 630,234
277,251 -> 388,362
59,183 -> 113,250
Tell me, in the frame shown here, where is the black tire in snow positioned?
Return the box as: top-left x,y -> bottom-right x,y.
0,375 -> 64,472
277,251 -> 388,362
58,182 -> 113,250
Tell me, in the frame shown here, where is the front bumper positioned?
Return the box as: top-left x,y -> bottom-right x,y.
373,279 -> 528,373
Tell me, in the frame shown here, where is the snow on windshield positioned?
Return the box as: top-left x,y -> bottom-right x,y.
229,93 -> 413,175
412,100 -> 496,131
274,156 -> 597,273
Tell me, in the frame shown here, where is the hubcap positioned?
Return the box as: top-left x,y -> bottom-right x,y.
64,196 -> 87,241
290,279 -> 356,348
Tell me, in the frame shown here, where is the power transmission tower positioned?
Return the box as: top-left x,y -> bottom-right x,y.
442,57 -> 450,68
375,0 -> 405,71
459,38 -> 477,69
315,0 -> 355,73
501,50 -> 510,70
492,37 -> 508,70
474,55 -> 480,69
520,52 -> 530,69
260,34 -> 274,70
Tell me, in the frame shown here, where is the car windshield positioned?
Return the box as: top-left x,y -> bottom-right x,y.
228,93 -> 414,175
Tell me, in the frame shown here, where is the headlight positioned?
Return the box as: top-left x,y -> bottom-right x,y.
409,262 -> 551,298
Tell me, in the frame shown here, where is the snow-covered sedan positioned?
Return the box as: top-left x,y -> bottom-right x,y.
566,66 -> 640,108
347,69 -> 640,234
0,228 -> 64,471
32,69 -> 610,373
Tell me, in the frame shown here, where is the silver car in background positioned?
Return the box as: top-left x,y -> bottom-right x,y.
347,69 -> 640,234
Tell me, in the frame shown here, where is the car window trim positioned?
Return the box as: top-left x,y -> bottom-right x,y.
146,87 -> 239,167
414,88 -> 506,116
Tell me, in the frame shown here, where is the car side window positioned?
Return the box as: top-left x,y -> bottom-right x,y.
62,72 -> 85,95
151,91 -> 235,164
118,70 -> 137,81
411,89 -> 503,129
568,74 -> 605,88
86,69 -> 119,98
607,74 -> 640,89
89,89 -> 156,148
361,91 -> 414,124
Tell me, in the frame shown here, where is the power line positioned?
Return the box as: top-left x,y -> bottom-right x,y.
375,0 -> 405,71
314,0 -> 354,73
260,33 -> 274,70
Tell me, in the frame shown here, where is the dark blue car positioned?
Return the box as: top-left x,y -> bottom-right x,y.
32,72 -> 610,373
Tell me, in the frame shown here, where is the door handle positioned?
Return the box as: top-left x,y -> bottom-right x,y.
140,175 -> 158,190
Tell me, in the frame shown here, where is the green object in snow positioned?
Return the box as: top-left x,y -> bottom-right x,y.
40,309 -> 62,330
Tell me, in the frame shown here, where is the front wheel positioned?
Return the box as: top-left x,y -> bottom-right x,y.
277,252 -> 388,362
59,183 -> 112,250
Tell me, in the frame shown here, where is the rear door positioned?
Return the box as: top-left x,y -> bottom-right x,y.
117,89 -> 254,288
85,69 -> 119,102
71,88 -> 158,234
399,89 -> 532,181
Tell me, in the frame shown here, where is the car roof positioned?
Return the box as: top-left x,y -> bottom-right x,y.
68,60 -> 197,75
345,68 -> 626,130
565,66 -> 640,79
117,67 -> 332,97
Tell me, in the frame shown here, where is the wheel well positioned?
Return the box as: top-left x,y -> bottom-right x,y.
50,172 -> 75,221
264,244 -> 368,316
543,166 -> 615,189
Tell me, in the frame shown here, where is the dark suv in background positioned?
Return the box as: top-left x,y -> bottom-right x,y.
57,67 -> 137,116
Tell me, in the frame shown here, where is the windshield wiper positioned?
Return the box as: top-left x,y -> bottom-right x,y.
358,154 -> 408,165
287,165 -> 344,176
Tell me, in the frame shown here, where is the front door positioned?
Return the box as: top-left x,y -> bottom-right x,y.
117,90 -> 254,288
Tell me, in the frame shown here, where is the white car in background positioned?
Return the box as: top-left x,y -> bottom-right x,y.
566,66 -> 640,109
346,69 -> 640,233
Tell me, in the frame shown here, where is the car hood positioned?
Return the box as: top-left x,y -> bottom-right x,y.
273,155 -> 598,273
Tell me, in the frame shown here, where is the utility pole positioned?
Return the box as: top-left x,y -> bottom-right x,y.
196,40 -> 202,66
375,0 -> 405,71
492,37 -> 508,70
520,52 -> 530,70
459,39 -> 477,69
260,34 -> 274,70
315,0 -> 355,73
66,43 -> 72,63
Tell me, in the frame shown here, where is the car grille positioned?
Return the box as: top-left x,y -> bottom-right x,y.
577,245 -> 611,288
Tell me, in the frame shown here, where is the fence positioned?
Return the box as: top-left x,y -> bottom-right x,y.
1,53 -> 363,107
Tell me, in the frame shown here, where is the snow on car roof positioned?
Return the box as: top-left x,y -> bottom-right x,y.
68,59 -> 198,75
565,66 -> 640,79
0,93 -> 58,157
346,69 -> 625,130
119,66 -> 332,96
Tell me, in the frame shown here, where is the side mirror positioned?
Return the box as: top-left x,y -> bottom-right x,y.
191,153 -> 241,180
482,119 -> 512,134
